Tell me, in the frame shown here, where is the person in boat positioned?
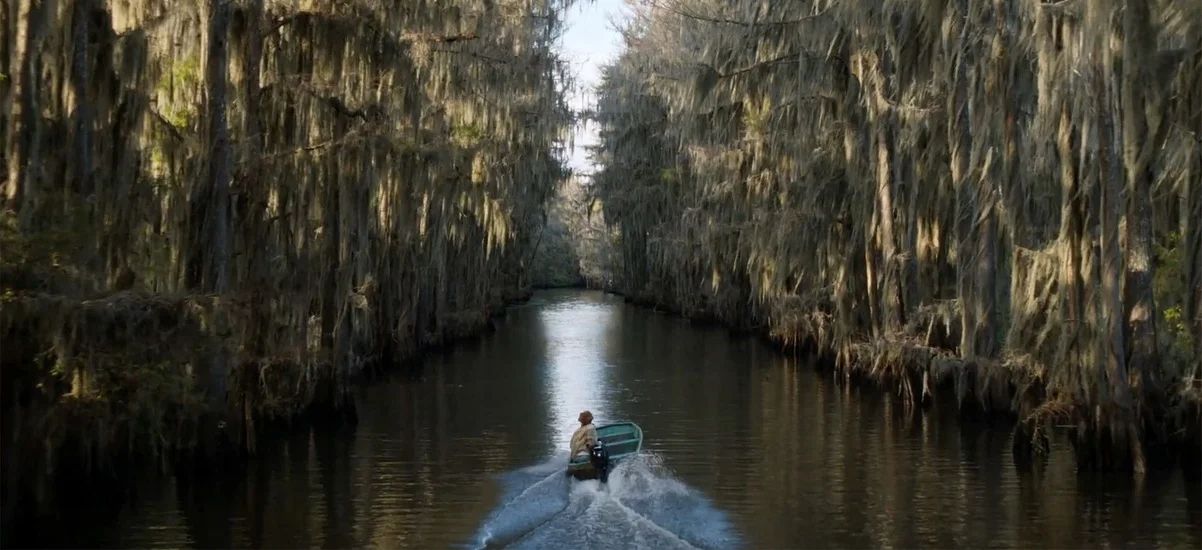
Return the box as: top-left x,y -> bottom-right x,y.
569,410 -> 598,459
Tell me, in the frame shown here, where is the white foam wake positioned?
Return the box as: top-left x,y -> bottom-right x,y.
470,453 -> 741,549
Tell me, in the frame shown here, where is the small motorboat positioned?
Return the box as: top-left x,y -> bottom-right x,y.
566,421 -> 643,482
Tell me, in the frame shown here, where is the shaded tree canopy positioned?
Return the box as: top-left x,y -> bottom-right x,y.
2,0 -> 578,380
0,0 -> 578,516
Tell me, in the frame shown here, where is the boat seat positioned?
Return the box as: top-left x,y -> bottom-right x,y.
601,437 -> 639,446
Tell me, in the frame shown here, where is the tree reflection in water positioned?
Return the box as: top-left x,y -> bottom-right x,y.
20,291 -> 1202,549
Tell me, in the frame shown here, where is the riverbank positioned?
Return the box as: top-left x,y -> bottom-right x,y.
607,287 -> 1202,474
0,285 -> 534,536
11,289 -> 1199,548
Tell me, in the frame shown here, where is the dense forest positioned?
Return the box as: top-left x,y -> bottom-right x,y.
2,0 -> 1200,532
589,0 -> 1201,472
1,0 -> 575,521
529,175 -> 614,288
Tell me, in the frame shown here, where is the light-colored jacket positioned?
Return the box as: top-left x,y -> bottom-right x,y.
570,423 -> 598,457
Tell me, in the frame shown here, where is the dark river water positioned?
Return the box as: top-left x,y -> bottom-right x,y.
25,290 -> 1202,548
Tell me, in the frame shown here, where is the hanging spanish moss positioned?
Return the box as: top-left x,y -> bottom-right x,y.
589,0 -> 1201,473
1,0 -> 575,521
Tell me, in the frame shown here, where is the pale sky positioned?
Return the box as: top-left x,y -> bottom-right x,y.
558,0 -> 628,176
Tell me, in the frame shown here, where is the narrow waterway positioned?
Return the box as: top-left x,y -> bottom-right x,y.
28,290 -> 1202,548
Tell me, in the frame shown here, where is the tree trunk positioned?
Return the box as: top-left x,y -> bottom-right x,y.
4,0 -> 50,228
1100,42 -> 1146,471
994,0 -> 1022,245
1057,97 -> 1085,395
974,189 -> 999,358
202,0 -> 232,412
969,0 -> 1013,360
1186,135 -> 1202,384
243,0 -> 267,355
876,40 -> 904,333
837,32 -> 868,358
321,158 -> 341,354
850,48 -> 883,339
1096,58 -> 1135,412
237,0 -> 267,453
69,0 -> 91,198
1120,0 -> 1161,387
0,1 -> 10,167
205,0 -> 231,293
950,0 -> 977,358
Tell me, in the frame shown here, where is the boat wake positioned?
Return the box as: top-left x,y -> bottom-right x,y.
471,453 -> 740,549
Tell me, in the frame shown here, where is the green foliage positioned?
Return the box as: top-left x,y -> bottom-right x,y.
1154,231 -> 1194,375
0,200 -> 94,292
161,104 -> 196,130
530,226 -> 582,287
452,123 -> 485,147
741,97 -> 771,139
57,358 -> 204,460
154,56 -> 200,129
529,178 -> 621,288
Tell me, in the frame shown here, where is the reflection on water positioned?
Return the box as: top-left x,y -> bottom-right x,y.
539,294 -> 618,453
15,290 -> 1202,549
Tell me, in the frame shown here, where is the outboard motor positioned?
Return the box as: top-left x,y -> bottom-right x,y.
589,440 -> 610,483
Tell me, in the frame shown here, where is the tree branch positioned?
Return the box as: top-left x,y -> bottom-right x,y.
710,53 -> 801,79
148,108 -> 188,141
650,0 -> 839,27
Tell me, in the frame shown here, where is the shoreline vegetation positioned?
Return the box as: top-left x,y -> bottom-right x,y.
603,284 -> 1201,474
0,0 -> 578,534
583,0 -> 1201,475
